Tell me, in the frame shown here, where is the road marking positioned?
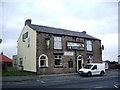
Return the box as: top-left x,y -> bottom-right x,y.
95,86 -> 103,88
114,84 -> 119,88
41,81 -> 45,84
50,80 -> 70,83
36,80 -> 40,82
16,83 -> 24,84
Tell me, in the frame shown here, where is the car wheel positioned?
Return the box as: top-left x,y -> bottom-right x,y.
100,71 -> 104,76
87,72 -> 91,77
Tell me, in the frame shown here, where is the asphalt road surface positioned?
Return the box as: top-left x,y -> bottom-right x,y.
2,69 -> 119,89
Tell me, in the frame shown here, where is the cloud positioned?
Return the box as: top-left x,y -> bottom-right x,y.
97,33 -> 118,61
1,0 -> 118,62
1,38 -> 17,58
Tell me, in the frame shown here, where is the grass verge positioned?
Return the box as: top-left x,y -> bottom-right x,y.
2,71 -> 36,76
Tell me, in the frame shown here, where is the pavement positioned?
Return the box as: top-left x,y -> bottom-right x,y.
1,73 -> 77,82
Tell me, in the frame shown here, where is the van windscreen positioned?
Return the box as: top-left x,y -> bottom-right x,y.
84,65 -> 93,69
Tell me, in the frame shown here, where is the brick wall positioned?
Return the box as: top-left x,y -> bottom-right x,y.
36,32 -> 102,74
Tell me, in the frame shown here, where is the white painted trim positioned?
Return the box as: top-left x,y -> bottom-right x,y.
39,54 -> 48,67
77,55 -> 83,71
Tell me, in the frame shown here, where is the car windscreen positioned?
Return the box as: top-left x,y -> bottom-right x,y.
84,65 -> 93,69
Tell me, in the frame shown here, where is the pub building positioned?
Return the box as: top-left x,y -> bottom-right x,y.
17,19 -> 102,74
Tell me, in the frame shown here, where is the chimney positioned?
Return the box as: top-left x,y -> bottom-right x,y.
1,52 -> 3,55
82,31 -> 86,34
25,19 -> 31,25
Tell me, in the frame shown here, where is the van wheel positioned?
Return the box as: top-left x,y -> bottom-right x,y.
100,71 -> 104,76
87,72 -> 91,77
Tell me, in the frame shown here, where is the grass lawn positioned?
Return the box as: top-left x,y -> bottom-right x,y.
2,71 -> 36,76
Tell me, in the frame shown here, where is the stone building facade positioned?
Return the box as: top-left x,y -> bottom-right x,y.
17,19 -> 102,74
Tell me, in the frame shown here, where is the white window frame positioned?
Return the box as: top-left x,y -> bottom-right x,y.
86,40 -> 93,51
54,55 -> 62,66
54,37 -> 62,49
39,54 -> 48,67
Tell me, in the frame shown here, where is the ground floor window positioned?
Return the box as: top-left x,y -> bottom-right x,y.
19,58 -> 23,65
87,55 -> 93,63
54,55 -> 62,67
39,54 -> 48,67
68,61 -> 73,68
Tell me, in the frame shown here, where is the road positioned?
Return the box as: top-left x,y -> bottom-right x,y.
2,69 -> 119,89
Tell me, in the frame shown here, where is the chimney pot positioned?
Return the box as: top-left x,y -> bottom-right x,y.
82,31 -> 86,34
25,19 -> 31,25
1,52 -> 3,55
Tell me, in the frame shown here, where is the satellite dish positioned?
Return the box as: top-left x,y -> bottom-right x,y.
0,39 -> 2,44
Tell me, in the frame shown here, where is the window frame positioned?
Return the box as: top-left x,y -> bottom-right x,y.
22,32 -> 28,42
45,38 -> 50,49
86,40 -> 93,51
39,54 -> 48,68
54,55 -> 63,67
19,58 -> 23,65
87,55 -> 93,63
54,36 -> 62,50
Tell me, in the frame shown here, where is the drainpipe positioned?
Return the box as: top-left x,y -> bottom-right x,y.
75,49 -> 77,73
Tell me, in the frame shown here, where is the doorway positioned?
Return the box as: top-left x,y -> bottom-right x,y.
77,55 -> 83,71
78,60 -> 82,69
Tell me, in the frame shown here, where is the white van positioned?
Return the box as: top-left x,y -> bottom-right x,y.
78,63 -> 105,76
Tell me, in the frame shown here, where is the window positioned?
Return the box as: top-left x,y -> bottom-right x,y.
19,58 -> 23,65
54,37 -> 62,49
39,54 -> 48,67
22,32 -> 28,42
92,65 -> 97,70
54,55 -> 62,66
68,61 -> 73,68
46,38 -> 50,49
87,40 -> 92,51
87,55 -> 93,63
84,65 -> 93,69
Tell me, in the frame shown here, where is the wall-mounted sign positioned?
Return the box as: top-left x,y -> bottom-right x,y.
67,41 -> 84,50
64,52 -> 74,56
22,32 -> 28,42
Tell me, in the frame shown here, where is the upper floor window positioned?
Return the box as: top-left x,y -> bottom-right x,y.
54,37 -> 62,49
45,38 -> 50,49
86,40 -> 92,51
22,32 -> 28,42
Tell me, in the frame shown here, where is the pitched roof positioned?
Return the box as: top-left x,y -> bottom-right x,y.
0,54 -> 13,62
28,24 -> 100,40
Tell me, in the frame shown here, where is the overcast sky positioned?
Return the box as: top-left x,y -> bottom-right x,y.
0,0 -> 119,61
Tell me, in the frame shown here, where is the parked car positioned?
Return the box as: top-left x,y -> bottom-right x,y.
78,63 -> 105,77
